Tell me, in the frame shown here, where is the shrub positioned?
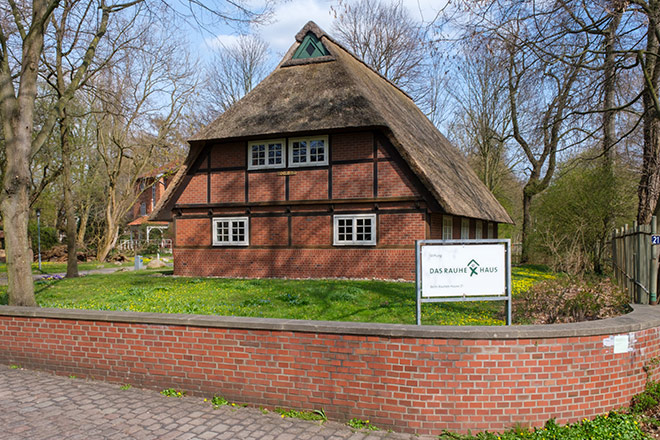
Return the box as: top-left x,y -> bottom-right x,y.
514,277 -> 630,324
631,381 -> 660,414
28,223 -> 59,253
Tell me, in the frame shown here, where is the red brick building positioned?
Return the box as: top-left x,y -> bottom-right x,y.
127,163 -> 178,244
151,22 -> 512,280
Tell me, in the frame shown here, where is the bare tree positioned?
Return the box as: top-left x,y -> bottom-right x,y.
0,0 -> 129,306
332,0 -> 427,95
93,30 -> 195,261
202,34 -> 270,121
41,0 -> 150,277
0,0 -> 269,306
449,43 -> 513,195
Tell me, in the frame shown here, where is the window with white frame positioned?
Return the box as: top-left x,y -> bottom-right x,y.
212,217 -> 249,246
461,218 -> 470,239
248,139 -> 285,170
442,216 -> 453,240
334,214 -> 376,245
289,136 -> 328,167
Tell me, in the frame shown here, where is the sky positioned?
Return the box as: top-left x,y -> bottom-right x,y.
192,0 -> 447,61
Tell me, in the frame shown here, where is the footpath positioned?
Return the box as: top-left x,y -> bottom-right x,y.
0,366 -> 431,440
0,264 -> 151,286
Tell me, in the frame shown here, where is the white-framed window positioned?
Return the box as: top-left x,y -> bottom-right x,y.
288,136 -> 328,167
333,214 -> 376,246
475,220 -> 483,239
488,222 -> 495,239
248,139 -> 285,170
212,217 -> 249,246
442,216 -> 453,240
461,218 -> 470,239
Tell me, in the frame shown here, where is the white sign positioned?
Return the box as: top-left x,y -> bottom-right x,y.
613,335 -> 629,354
421,244 -> 506,297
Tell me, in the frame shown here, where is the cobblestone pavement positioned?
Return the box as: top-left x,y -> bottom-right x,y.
0,367 -> 433,440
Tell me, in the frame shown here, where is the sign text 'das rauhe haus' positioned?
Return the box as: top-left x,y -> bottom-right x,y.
420,244 -> 506,298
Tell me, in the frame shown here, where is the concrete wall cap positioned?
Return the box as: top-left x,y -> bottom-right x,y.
0,305 -> 658,339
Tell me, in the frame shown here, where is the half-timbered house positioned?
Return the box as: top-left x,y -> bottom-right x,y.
150,22 -> 513,280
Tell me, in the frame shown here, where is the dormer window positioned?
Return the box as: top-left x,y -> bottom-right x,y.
288,136 -> 328,167
292,32 -> 329,59
248,139 -> 285,170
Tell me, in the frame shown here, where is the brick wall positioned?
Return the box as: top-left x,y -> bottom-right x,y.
210,141 -> 244,168
178,174 -> 207,205
332,163 -> 373,199
183,131 -> 422,205
332,132 -> 373,161
379,213 -> 426,245
0,306 -> 658,436
210,171 -> 244,204
172,130 -> 501,280
175,248 -> 416,280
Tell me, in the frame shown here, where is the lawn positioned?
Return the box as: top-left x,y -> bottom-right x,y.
0,261 -> 132,274
0,265 -> 555,326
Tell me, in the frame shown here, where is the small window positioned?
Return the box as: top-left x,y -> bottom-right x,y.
442,216 -> 453,240
213,217 -> 249,246
334,214 -> 376,246
288,136 -> 328,167
461,218 -> 470,239
140,202 -> 146,216
139,180 -> 145,191
475,220 -> 483,239
152,185 -> 156,209
248,139 -> 285,170
292,32 -> 330,59
488,222 -> 495,239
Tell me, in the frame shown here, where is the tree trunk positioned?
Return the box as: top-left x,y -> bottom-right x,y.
520,191 -> 533,264
97,194 -> 120,262
0,1 -> 51,306
638,7 -> 660,225
1,121 -> 37,306
638,110 -> 660,225
61,109 -> 79,277
96,220 -> 119,262
76,200 -> 91,247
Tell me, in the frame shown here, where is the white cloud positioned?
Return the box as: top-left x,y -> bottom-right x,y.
198,0 -> 450,61
254,0 -> 335,55
204,34 -> 244,50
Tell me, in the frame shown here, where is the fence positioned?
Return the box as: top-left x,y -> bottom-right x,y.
611,216 -> 658,304
118,238 -> 172,253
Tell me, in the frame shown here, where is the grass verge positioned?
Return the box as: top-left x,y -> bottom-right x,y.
0,265 -> 554,326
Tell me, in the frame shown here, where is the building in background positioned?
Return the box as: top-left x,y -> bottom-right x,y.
124,162 -> 179,252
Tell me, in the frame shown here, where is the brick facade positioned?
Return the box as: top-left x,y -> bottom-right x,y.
174,247 -> 416,280
172,130 -> 500,279
131,174 -> 172,220
0,307 -> 658,436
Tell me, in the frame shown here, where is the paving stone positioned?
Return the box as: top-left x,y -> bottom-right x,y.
0,366 -> 434,440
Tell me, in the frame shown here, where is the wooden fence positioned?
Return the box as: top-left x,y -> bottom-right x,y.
611,216 -> 658,304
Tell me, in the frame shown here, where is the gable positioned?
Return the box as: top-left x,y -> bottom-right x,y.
292,32 -> 330,59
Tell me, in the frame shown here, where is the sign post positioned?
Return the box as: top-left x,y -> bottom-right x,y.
416,239 -> 512,325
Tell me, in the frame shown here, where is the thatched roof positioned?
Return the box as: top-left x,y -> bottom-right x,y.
151,21 -> 512,224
